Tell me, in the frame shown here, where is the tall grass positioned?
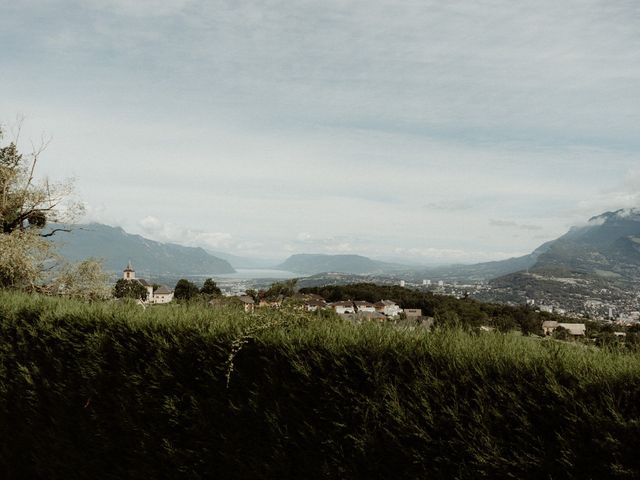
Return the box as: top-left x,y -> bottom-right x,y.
1,291 -> 640,479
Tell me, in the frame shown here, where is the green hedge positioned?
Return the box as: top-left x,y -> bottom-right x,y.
1,292 -> 640,479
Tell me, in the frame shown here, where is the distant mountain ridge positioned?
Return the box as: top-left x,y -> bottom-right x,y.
527,208 -> 640,281
46,209 -> 640,287
409,242 -> 552,283
47,223 -> 236,276
276,254 -> 409,275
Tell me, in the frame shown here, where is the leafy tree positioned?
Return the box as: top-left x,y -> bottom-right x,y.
433,310 -> 460,329
552,326 -> 570,341
596,332 -> 623,351
113,278 -> 148,301
245,288 -> 259,302
0,230 -> 51,289
0,123 -> 81,291
53,258 -> 111,301
628,324 -> 640,334
514,308 -> 541,336
200,278 -> 221,296
174,279 -> 199,301
0,124 -> 80,235
625,332 -> 640,352
491,314 -> 518,333
263,279 -> 298,300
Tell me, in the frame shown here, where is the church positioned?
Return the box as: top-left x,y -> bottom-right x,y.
123,261 -> 174,304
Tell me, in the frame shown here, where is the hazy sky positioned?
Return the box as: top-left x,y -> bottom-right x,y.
2,0 -> 640,263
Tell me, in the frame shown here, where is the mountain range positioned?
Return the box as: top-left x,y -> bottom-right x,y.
47,209 -> 640,290
276,254 -> 410,275
476,209 -> 640,306
412,209 -> 640,285
47,223 -> 236,276
527,209 -> 640,281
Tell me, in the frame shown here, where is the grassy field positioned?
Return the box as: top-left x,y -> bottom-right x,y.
1,291 -> 640,479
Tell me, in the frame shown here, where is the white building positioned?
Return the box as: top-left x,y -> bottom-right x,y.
558,323 -> 586,336
152,285 -> 174,304
404,308 -> 422,318
543,321 -> 586,336
354,301 -> 376,313
374,300 -> 402,317
331,301 -> 355,314
304,300 -> 327,312
237,295 -> 255,313
122,261 -> 174,304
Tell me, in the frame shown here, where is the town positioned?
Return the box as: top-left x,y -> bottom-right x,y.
116,262 -> 640,346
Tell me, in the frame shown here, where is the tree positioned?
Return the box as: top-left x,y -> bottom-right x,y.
245,289 -> 259,303
433,310 -> 461,329
0,230 -> 51,289
174,279 -> 199,301
200,278 -> 221,296
552,326 -> 570,341
0,124 -> 81,235
514,307 -> 541,336
263,279 -> 298,300
0,123 -> 82,291
53,258 -> 111,301
491,314 -> 517,333
113,278 -> 148,301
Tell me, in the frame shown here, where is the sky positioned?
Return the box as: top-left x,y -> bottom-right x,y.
2,0 -> 640,264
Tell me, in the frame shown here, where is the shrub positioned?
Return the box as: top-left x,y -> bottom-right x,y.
1,291 -> 640,479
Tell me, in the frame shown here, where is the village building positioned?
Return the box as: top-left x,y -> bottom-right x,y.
121,261 -> 174,304
237,295 -> 255,313
542,320 -> 586,337
354,301 -> 376,313
304,299 -> 327,312
152,285 -> 173,304
558,323 -> 586,336
331,301 -> 355,315
542,320 -> 558,336
404,308 -> 423,318
374,300 -> 402,317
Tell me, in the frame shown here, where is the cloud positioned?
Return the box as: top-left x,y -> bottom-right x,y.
137,216 -> 234,250
423,200 -> 475,212
287,233 -> 359,254
572,167 -> 640,221
78,0 -> 193,17
139,215 -> 163,233
489,219 -> 543,231
391,247 -> 527,264
4,1 -> 640,263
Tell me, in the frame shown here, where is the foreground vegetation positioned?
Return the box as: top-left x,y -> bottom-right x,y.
1,292 -> 640,479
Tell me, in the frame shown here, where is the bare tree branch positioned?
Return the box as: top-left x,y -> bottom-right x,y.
39,227 -> 73,238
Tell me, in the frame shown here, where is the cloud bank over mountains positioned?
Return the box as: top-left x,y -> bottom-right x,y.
2,1 -> 640,262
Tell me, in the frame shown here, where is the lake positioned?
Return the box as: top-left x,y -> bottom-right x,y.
207,269 -> 304,280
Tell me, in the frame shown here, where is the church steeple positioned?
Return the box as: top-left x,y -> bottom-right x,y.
123,260 -> 135,280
